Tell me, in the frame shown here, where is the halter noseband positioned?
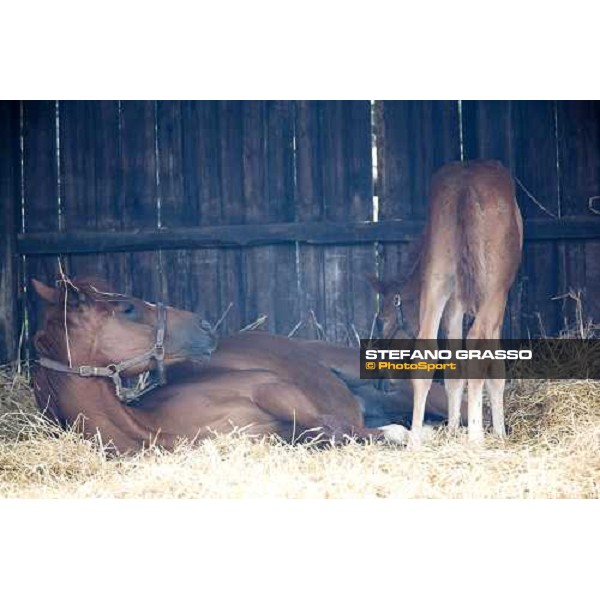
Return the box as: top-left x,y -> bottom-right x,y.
38,302 -> 168,404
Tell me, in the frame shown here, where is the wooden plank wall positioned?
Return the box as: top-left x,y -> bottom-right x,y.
556,101 -> 600,332
0,101 -> 20,364
294,101 -> 375,343
22,101 -> 61,344
1,100 -> 599,363
461,100 -> 600,336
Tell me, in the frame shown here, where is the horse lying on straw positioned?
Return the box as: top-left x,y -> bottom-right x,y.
31,277 -> 449,454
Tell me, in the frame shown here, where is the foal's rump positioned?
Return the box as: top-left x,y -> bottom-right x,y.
430,160 -> 522,313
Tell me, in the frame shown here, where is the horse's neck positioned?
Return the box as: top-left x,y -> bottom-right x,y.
35,368 -> 160,453
403,264 -> 422,298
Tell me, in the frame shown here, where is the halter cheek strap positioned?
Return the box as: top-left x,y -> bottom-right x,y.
394,296 -> 404,330
38,302 -> 167,404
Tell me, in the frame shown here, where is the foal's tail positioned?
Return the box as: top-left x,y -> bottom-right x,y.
456,186 -> 485,311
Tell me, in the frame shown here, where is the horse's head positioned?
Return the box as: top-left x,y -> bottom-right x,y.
32,277 -> 217,376
367,274 -> 418,340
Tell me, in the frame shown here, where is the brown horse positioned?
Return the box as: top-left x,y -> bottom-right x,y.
370,160 -> 523,443
31,277 -> 429,454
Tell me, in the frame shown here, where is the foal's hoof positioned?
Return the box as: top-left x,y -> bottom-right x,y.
378,424 -> 409,445
468,428 -> 485,444
407,425 -> 435,449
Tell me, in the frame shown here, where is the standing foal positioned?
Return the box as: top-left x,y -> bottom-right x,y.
371,160 -> 523,443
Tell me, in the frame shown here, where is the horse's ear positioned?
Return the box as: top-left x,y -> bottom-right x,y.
365,273 -> 387,294
31,279 -> 59,304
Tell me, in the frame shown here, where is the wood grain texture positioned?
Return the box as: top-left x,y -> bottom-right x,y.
294,101 -> 327,338
22,101 -> 61,345
556,101 -> 600,329
0,101 -> 20,363
180,101 -> 222,322
119,101 -> 160,301
9,99 -> 599,364
16,217 -> 598,255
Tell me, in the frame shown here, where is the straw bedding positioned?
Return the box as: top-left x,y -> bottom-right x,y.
1,365 -> 599,498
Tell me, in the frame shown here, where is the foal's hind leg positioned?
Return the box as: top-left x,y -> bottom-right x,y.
411,273 -> 452,444
485,376 -> 506,437
442,295 -> 465,431
466,293 -> 508,442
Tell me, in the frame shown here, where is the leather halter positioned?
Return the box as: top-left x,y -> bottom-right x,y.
38,302 -> 168,404
393,294 -> 404,330
389,294 -> 416,339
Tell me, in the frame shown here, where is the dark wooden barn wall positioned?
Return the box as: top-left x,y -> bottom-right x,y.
461,100 -> 600,335
1,100 -> 599,364
0,101 -> 20,363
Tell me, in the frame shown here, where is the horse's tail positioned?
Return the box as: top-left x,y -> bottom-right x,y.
456,185 -> 485,312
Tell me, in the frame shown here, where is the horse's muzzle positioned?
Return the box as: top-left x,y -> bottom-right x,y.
178,316 -> 218,361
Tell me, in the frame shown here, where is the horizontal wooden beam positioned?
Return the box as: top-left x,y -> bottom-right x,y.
16,217 -> 600,256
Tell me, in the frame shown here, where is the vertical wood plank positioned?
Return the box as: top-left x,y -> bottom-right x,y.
58,101 -> 129,294
295,101 -> 376,343
511,101 -> 561,337
462,100 -> 514,165
119,101 -> 160,301
377,100 -> 461,221
265,101 -> 300,334
374,100 -> 411,306
0,101 -> 20,363
241,101 -> 275,329
60,101 -> 110,280
322,101 -> 355,342
93,101 -> 129,292
22,101 -> 60,341
321,101 -> 374,342
241,101 -> 300,334
159,100 -> 225,328
217,101 -> 245,332
156,100 -> 193,311
187,101 -> 224,324
295,101 -> 327,339
556,101 -> 600,329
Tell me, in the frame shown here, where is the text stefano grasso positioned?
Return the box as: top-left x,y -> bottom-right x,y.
363,349 -> 533,361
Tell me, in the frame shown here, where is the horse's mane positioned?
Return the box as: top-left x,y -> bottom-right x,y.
53,275 -> 130,303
